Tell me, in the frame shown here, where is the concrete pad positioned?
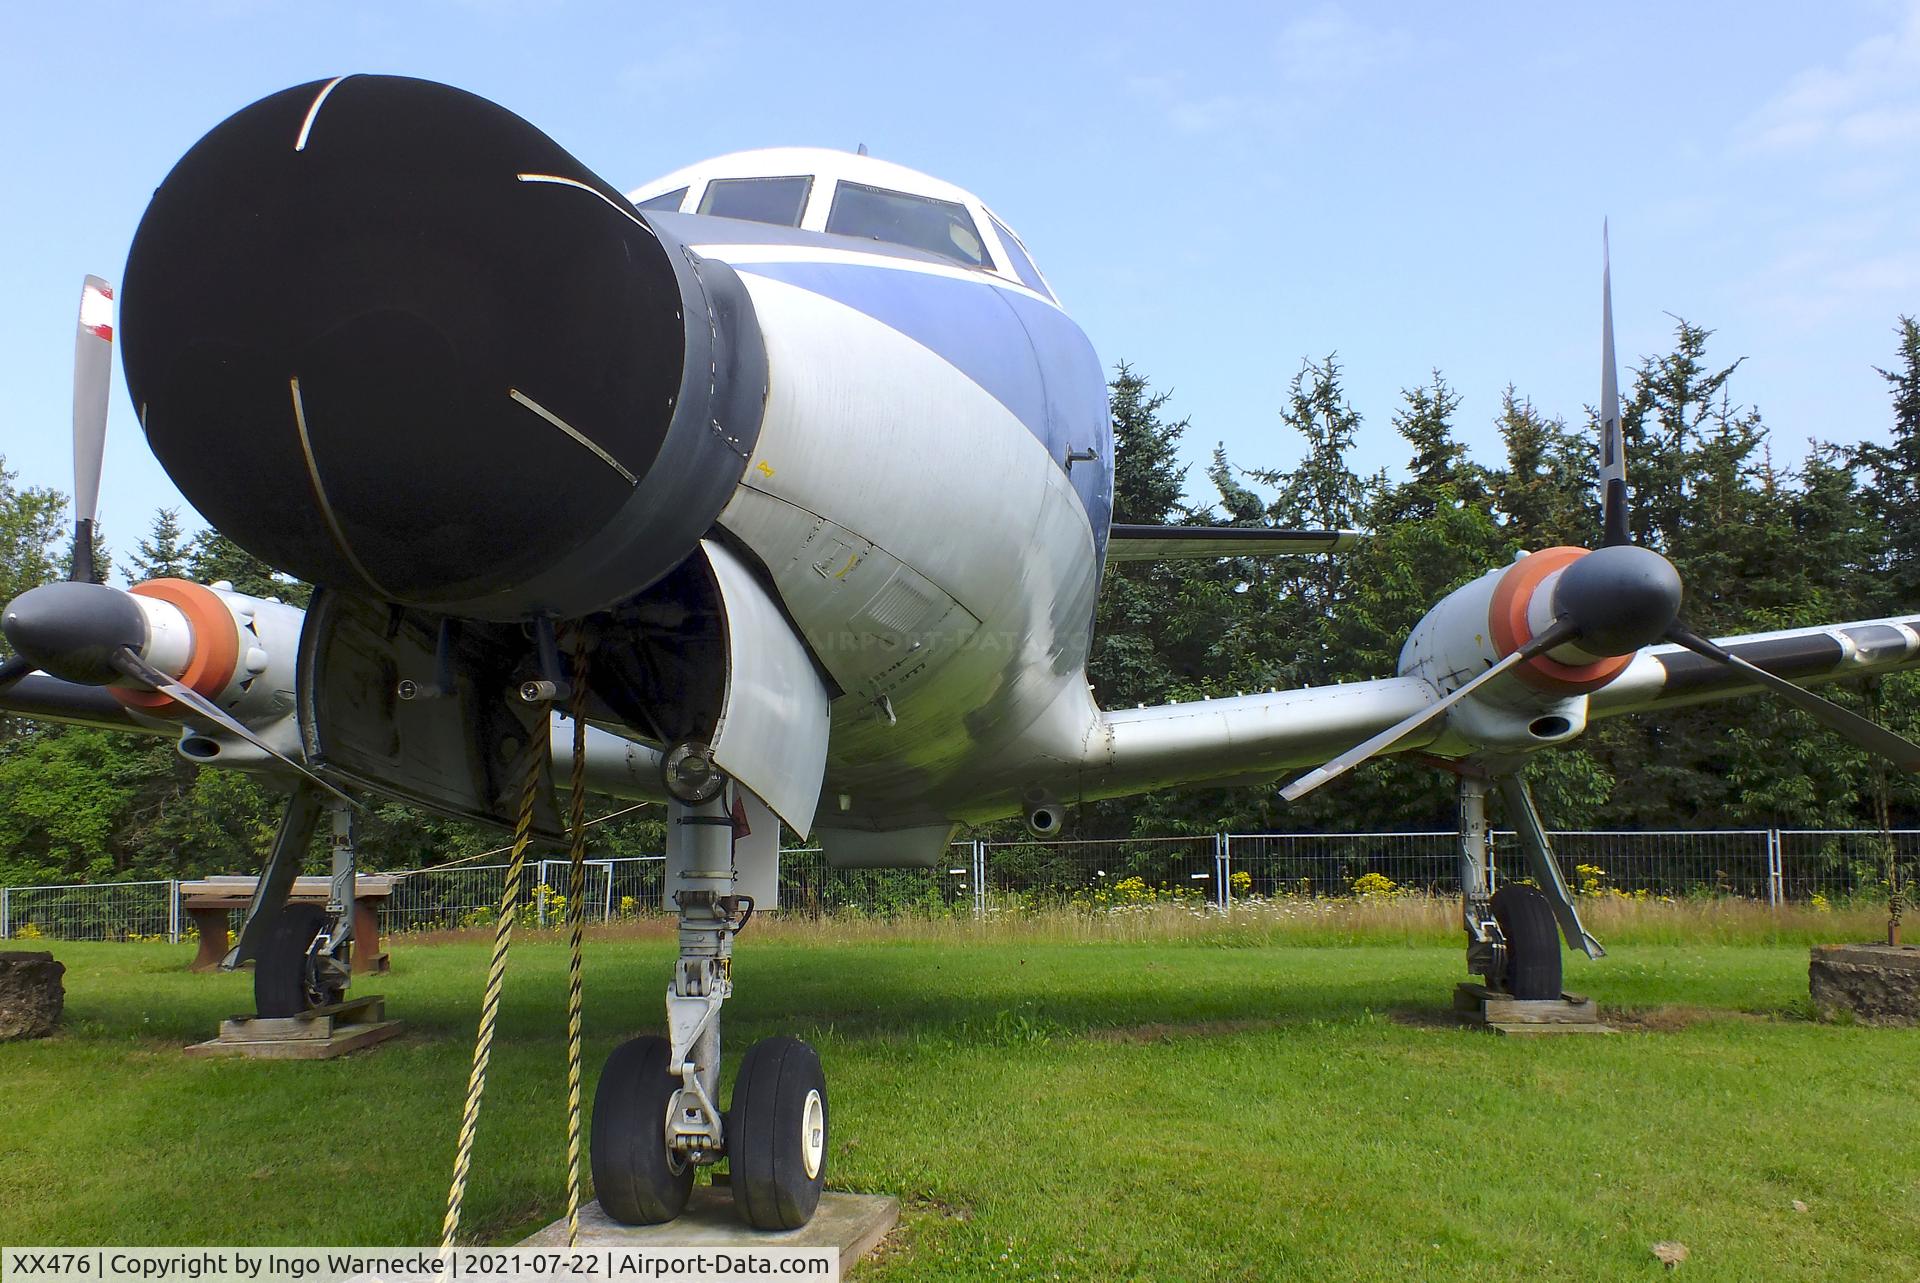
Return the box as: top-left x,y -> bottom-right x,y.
523,1188 -> 898,1274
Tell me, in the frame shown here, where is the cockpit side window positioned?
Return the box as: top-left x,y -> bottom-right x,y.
826,181 -> 995,269
988,214 -> 1051,300
636,186 -> 688,212
697,176 -> 813,227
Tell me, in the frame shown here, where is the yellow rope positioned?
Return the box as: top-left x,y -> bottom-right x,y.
383,800 -> 651,880
563,636 -> 592,1248
440,715 -> 549,1253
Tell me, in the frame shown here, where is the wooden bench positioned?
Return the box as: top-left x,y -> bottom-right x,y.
180,875 -> 394,974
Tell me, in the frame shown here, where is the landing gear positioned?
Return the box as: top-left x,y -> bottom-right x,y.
235,786 -> 358,1016
591,1035 -> 695,1223
589,787 -> 828,1229
1489,884 -> 1561,999
730,1036 -> 829,1230
254,903 -> 341,1016
1456,773 -> 1604,997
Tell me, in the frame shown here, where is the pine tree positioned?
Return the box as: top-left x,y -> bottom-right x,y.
1380,372 -> 1483,522
1237,356 -> 1381,686
1089,367 -> 1236,711
1489,388 -> 1594,549
1255,354 -> 1374,533
1852,316 -> 1920,613
124,507 -> 192,583
1107,364 -> 1189,524
187,530 -> 310,606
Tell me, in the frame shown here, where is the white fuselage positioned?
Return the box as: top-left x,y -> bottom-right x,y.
660,226 -> 1111,828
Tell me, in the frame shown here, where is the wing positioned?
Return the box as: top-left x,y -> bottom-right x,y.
1068,614 -> 1920,801
1105,524 -> 1362,562
0,671 -> 155,734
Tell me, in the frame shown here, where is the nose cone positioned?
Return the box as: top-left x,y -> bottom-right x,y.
1551,544 -> 1683,655
2,582 -> 144,684
122,76 -> 695,615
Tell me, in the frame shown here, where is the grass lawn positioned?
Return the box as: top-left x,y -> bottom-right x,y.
0,906 -> 1915,1281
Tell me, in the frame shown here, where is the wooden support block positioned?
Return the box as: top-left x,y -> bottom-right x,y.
187,995 -> 399,1059
1454,983 -> 1614,1033
184,1020 -> 404,1060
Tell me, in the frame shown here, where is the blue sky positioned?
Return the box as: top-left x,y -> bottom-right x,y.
3,1 -> 1917,564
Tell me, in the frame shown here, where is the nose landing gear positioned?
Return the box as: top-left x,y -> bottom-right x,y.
589,790 -> 830,1231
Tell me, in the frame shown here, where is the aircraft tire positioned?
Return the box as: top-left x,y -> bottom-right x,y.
592,1035 -> 695,1224
728,1036 -> 827,1230
1490,883 -> 1562,999
254,903 -> 333,1017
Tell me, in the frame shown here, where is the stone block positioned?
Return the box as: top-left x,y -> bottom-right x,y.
0,950 -> 65,1040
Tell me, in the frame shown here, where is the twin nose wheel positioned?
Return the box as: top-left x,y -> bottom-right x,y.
590,1034 -> 828,1230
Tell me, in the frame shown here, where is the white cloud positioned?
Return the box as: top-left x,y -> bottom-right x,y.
1273,5 -> 1415,85
1125,72 -> 1266,135
1126,6 -> 1417,136
1738,1 -> 1920,154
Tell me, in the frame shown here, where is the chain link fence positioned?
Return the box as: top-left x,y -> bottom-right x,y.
2,828 -> 1913,941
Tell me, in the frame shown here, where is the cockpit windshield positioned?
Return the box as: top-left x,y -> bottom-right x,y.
988,214 -> 1050,299
697,175 -> 812,227
827,181 -> 994,269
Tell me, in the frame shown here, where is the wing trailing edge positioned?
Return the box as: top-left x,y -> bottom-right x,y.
1105,524 -> 1363,562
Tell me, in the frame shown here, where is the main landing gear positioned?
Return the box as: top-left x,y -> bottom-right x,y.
238,786 -> 359,1017
590,790 -> 829,1230
1456,773 -> 1605,999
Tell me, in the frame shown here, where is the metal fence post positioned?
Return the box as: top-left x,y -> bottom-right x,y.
1767,830 -> 1782,907
168,880 -> 180,944
1,886 -> 8,939
603,861 -> 615,922
1216,833 -> 1230,912
972,839 -> 986,920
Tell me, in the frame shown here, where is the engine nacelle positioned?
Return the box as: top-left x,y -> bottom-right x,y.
1398,547 -> 1641,756
121,76 -> 767,621
107,578 -> 307,766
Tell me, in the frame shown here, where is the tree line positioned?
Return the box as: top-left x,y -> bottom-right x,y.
1,316 -> 1917,885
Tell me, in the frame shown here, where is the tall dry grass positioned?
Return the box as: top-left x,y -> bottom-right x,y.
398,893 -> 1890,949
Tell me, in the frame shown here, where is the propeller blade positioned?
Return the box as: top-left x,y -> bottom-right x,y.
0,654 -> 35,692
1599,222 -> 1629,548
1282,620 -> 1580,802
71,275 -> 114,583
1666,626 -> 1920,772
107,647 -> 364,808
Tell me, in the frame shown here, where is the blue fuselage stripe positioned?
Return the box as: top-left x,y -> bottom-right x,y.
732,258 -> 1113,562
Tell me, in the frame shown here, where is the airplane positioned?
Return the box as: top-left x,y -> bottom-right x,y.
3,74 -> 1919,1234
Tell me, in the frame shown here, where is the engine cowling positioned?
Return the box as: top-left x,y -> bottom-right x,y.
1398,546 -> 1649,755
120,75 -> 766,621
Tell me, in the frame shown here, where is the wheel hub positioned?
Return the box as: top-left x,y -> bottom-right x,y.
801,1089 -> 825,1181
